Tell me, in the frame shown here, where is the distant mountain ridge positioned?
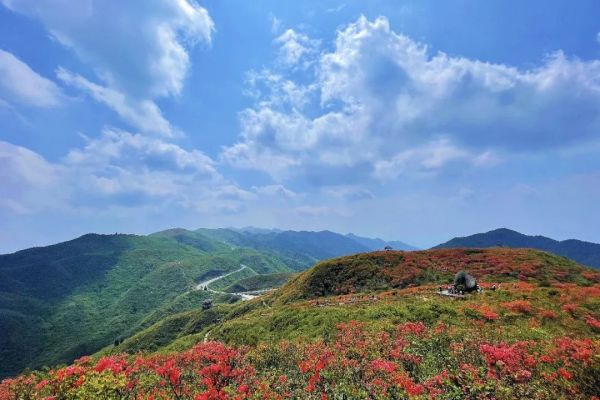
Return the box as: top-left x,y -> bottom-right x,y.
194,228 -> 373,269
345,233 -> 418,251
434,228 -> 600,269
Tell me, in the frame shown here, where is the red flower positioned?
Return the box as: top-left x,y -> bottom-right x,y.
558,368 -> 572,380
562,303 -> 578,314
585,315 -> 600,331
501,300 -> 532,314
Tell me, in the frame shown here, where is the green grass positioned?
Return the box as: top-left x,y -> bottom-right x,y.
223,272 -> 296,292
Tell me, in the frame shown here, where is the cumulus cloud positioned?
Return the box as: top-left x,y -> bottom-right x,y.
275,29 -> 320,68
223,16 -> 600,185
1,0 -> 214,99
63,128 -> 221,205
0,141 -> 65,213
2,0 -> 214,137
0,49 -> 62,108
0,129 -> 253,215
57,68 -> 175,136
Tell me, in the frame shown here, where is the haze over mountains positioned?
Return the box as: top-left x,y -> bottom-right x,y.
435,228 -> 600,269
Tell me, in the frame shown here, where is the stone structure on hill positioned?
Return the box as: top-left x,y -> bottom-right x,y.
438,270 -> 480,297
453,270 -> 478,292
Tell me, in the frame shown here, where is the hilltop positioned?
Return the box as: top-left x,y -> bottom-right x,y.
435,228 -> 600,269
274,248 -> 599,303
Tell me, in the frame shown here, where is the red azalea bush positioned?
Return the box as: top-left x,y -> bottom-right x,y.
467,304 -> 499,321
1,320 -> 599,400
562,303 -> 579,315
501,299 -> 533,314
539,309 -> 559,320
585,315 -> 600,331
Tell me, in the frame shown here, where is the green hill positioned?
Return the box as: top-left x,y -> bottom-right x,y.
0,232 -> 293,377
273,248 -> 598,304
3,248 -> 599,398
0,227 -> 383,378
223,272 -> 295,293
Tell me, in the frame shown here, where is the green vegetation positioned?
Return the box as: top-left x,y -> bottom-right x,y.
223,272 -> 296,292
0,227 -> 373,378
0,232 -> 294,377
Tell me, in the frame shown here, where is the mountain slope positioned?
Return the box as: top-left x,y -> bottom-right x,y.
435,228 -> 600,269
0,233 -> 293,377
0,227 -> 395,377
43,248 -> 598,399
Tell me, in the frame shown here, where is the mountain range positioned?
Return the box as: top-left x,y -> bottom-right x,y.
435,228 -> 600,269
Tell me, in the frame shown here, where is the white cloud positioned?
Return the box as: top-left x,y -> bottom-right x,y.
269,14 -> 282,34
223,16 -> 600,185
57,68 -> 175,137
275,29 -> 320,68
294,205 -> 351,217
1,0 -> 214,99
63,128 -> 221,203
2,0 -> 214,137
0,49 -> 62,108
0,141 -> 65,213
0,129 -> 255,215
373,139 -> 497,180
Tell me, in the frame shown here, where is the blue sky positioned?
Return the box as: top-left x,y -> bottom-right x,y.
1,0 -> 600,253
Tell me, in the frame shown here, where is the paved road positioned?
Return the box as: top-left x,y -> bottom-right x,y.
195,264 -> 270,301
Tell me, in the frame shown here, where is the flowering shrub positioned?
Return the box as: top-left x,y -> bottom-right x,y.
501,299 -> 533,314
585,315 -> 600,331
1,319 -> 598,400
539,309 -> 558,319
563,303 -> 579,315
467,304 -> 499,321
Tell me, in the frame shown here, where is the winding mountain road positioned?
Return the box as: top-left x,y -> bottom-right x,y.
195,264 -> 270,301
